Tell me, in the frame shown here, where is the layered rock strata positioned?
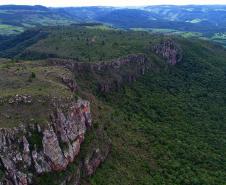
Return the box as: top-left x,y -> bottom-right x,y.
0,99 -> 91,184
49,54 -> 150,93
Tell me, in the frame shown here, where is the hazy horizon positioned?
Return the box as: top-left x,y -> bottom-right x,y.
0,0 -> 226,7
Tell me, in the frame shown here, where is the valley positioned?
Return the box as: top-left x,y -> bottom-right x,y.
1,5 -> 226,46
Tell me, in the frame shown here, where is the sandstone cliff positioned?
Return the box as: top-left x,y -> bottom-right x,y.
49,54 -> 150,93
0,98 -> 100,185
0,54 -> 152,184
153,39 -> 182,65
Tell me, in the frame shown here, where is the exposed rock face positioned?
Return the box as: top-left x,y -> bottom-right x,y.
0,98 -> 92,185
0,54 -> 150,184
73,54 -> 148,72
1,54 -> 148,184
48,54 -> 150,93
75,54 -> 149,93
61,77 -> 78,92
42,127 -> 68,171
84,146 -> 111,176
153,39 -> 182,65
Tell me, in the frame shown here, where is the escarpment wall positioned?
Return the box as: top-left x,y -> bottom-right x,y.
72,54 -> 148,72
0,99 -> 93,184
1,54 -> 150,184
48,54 -> 150,93
153,39 -> 182,65
73,54 -> 150,93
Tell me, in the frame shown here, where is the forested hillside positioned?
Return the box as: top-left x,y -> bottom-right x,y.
0,25 -> 225,184
1,5 -> 226,46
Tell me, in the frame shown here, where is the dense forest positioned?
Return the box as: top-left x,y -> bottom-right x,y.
0,17 -> 225,185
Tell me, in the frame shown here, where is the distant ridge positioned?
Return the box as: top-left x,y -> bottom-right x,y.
0,5 -> 49,10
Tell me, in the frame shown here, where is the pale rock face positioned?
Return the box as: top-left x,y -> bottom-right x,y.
16,172 -> 28,185
32,150 -> 51,174
153,39 -> 182,65
61,77 -> 78,92
22,137 -> 31,167
48,54 -> 150,93
74,54 -> 150,93
84,149 -> 103,176
54,99 -> 91,143
84,146 -> 110,176
64,139 -> 81,163
42,127 -> 68,171
0,98 -> 94,185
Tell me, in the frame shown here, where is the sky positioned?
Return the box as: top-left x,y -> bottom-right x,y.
0,0 -> 226,7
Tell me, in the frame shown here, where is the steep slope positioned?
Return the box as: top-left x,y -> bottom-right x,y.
0,58 -> 111,184
85,37 -> 226,185
0,26 -> 225,185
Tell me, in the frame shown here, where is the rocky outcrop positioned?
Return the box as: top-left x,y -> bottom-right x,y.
72,54 -> 148,73
0,98 -> 92,185
1,54 -> 151,184
61,77 -> 78,92
153,39 -> 182,65
84,146 -> 110,176
49,54 -> 149,93
8,94 -> 32,104
48,54 -> 150,93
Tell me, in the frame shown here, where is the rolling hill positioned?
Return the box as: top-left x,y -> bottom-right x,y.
1,5 -> 226,46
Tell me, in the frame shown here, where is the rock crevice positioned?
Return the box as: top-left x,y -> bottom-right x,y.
0,99 -> 92,185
